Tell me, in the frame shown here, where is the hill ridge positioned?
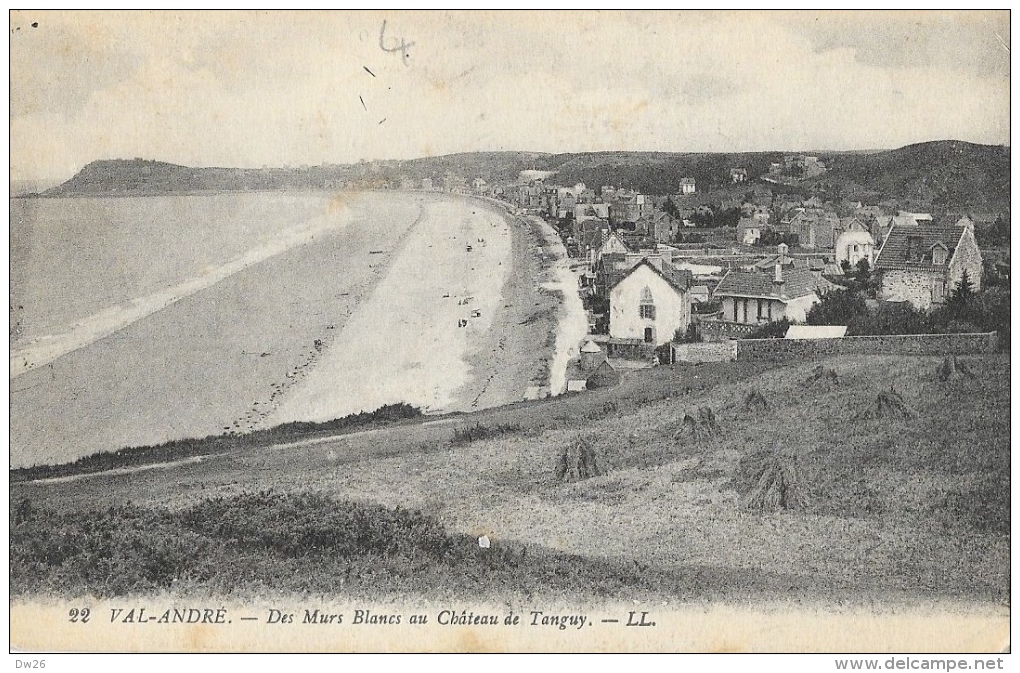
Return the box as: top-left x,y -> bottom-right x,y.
38,140 -> 1009,211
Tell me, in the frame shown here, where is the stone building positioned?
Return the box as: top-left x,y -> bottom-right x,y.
873,221 -> 983,309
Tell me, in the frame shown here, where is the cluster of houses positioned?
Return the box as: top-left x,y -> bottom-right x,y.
396,166 -> 986,386
512,184 -> 981,383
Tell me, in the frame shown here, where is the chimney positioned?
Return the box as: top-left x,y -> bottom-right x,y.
774,263 -> 784,285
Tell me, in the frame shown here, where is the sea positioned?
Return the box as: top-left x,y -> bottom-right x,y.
10,190 -> 513,468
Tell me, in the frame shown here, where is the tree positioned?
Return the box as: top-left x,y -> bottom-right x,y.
852,301 -> 931,336
949,269 -> 975,307
758,229 -> 799,248
662,196 -> 680,219
848,259 -> 880,297
806,289 -> 868,327
748,318 -> 791,339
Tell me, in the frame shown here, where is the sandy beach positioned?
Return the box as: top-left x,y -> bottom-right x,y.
10,191 -> 565,467
10,192 -> 422,467
262,196 -> 524,424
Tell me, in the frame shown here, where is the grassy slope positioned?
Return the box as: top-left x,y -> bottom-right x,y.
10,354 -> 1009,604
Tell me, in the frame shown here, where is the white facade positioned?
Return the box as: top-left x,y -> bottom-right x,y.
609,263 -> 691,346
591,231 -> 629,265
834,229 -> 876,267
719,293 -> 819,325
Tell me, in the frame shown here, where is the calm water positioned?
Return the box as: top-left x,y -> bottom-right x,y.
10,192 -> 335,345
10,191 -> 431,467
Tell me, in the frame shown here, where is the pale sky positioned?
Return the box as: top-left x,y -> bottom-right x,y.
9,10 -> 1011,183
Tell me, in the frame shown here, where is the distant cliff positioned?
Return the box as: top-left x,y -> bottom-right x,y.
43,159 -> 265,196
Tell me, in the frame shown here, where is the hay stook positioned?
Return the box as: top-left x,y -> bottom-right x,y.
743,450 -> 806,513
936,355 -> 975,382
744,388 -> 769,410
856,386 -> 914,420
803,365 -> 839,387
556,432 -> 605,482
673,406 -> 722,441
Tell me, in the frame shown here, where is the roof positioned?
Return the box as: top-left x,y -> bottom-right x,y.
580,340 -> 602,353
713,267 -> 831,302
610,258 -> 693,295
874,223 -> 968,271
600,231 -> 631,252
785,325 -> 848,340
822,262 -> 845,277
588,360 -> 619,382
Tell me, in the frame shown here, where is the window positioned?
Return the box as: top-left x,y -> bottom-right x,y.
932,245 -> 948,266
639,286 -> 655,320
933,280 -> 947,302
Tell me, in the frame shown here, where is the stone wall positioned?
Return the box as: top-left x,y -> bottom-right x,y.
671,341 -> 738,364
736,332 -> 998,361
880,268 -> 941,309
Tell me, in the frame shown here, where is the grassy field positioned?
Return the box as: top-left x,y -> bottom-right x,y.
10,353 -> 1009,605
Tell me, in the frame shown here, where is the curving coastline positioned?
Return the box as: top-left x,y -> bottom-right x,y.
10,191 -> 566,469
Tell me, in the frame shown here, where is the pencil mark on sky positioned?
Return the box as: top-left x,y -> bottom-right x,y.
379,20 -> 414,66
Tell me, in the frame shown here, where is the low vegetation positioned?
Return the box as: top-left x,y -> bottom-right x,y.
450,423 -> 522,446
10,491 -> 675,599
11,354 -> 1009,602
11,403 -> 422,483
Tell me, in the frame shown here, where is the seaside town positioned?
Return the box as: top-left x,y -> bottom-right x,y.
10,11 -> 1010,656
366,155 -> 1006,397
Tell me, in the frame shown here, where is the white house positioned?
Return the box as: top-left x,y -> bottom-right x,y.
679,177 -> 696,195
834,220 -> 877,268
712,265 -> 832,324
609,259 -> 693,346
591,230 -> 630,266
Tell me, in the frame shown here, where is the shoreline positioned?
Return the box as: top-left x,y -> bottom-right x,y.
11,192 -> 574,470
259,194 -> 517,425
10,192 -> 426,468
450,198 -> 561,410
529,215 -> 588,395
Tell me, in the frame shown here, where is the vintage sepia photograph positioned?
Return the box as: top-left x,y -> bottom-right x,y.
8,9 -> 1011,656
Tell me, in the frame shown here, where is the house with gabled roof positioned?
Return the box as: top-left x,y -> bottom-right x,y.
592,230 -> 630,266
779,208 -> 840,249
609,258 -> 694,347
712,264 -> 834,325
873,221 -> 982,309
835,219 -> 876,268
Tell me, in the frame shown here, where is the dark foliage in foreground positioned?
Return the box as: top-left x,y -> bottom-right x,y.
10,492 -> 666,598
450,423 -> 522,446
10,403 -> 422,483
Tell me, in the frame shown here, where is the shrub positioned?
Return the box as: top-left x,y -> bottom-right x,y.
450,423 -> 522,446
747,318 -> 791,339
